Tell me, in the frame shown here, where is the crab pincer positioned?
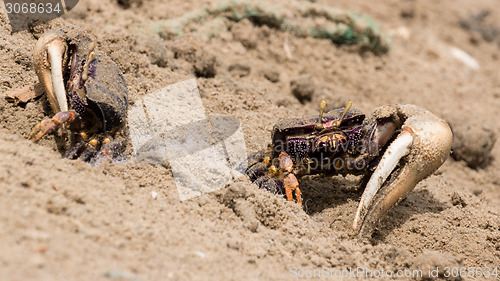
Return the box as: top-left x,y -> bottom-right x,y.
352,104 -> 452,237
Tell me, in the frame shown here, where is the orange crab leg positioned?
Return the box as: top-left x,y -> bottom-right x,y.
283,173 -> 301,205
295,185 -> 302,206
29,111 -> 77,142
279,152 -> 303,205
283,173 -> 302,203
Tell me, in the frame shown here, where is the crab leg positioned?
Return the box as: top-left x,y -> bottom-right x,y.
352,105 -> 452,237
29,111 -> 79,142
284,173 -> 301,206
33,31 -> 69,113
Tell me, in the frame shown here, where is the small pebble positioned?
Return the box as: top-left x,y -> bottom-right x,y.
450,192 -> 467,207
232,19 -> 258,49
151,191 -> 158,199
194,52 -> 217,78
263,69 -> 280,82
104,270 -> 139,281
195,250 -> 206,258
290,75 -> 316,103
228,63 -> 251,77
0,39 -> 8,50
451,121 -> 496,169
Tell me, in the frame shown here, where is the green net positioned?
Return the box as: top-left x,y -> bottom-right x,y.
153,0 -> 390,54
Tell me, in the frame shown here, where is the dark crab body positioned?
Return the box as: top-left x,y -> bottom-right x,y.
69,47 -> 128,134
270,106 -> 374,175
249,104 -> 396,182
29,27 -> 128,162
245,101 -> 453,237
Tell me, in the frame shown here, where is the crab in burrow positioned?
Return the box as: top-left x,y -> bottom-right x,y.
245,100 -> 452,238
28,27 -> 128,163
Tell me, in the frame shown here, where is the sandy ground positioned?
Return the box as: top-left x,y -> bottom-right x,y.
0,0 -> 499,280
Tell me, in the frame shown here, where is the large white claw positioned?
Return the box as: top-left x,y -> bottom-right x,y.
33,30 -> 69,113
353,104 -> 453,237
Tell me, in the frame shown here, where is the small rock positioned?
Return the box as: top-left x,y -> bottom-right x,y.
248,221 -> 259,233
276,97 -> 294,107
290,75 -> 316,103
450,192 -> 467,207
450,121 -> 496,169
172,40 -> 197,62
400,6 -> 415,19
232,19 -> 258,49
194,51 -> 217,78
221,183 -> 247,207
104,270 -> 139,280
450,47 -> 480,71
263,69 -> 280,82
137,34 -> 169,67
227,239 -> 241,250
116,0 -> 143,9
472,188 -> 483,196
228,63 -> 251,77
0,39 -> 8,50
195,251 -> 206,258
151,191 -> 158,199
36,245 -> 47,253
13,48 -> 31,68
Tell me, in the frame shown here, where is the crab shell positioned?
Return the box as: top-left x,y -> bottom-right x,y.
271,107 -> 366,158
67,29 -> 128,133
73,53 -> 128,133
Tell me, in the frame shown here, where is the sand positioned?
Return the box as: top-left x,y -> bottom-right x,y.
0,0 -> 499,280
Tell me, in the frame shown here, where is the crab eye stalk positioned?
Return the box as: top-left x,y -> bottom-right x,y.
332,100 -> 352,128
315,100 -> 327,130
317,100 -> 353,133
82,42 -> 96,82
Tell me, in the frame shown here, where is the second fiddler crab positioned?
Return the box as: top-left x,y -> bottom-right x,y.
245,100 -> 452,237
29,27 -> 128,162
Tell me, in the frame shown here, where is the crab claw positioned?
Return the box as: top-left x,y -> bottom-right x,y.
353,104 -> 452,237
33,30 -> 69,113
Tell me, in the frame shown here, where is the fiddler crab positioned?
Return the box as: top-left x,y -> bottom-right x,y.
245,100 -> 452,237
29,27 -> 128,162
